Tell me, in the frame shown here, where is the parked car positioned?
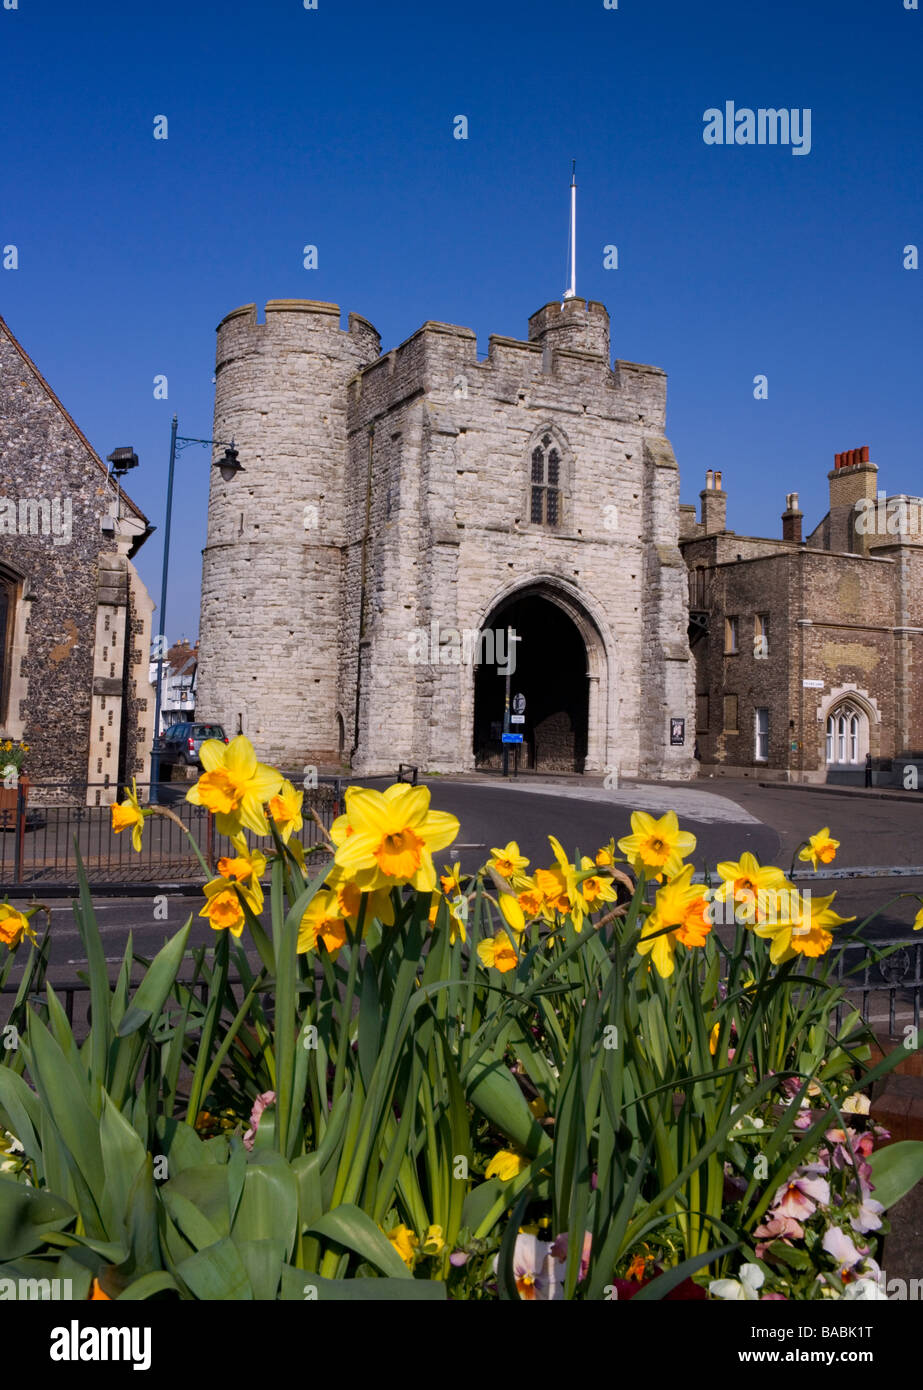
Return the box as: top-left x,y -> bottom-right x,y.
155,722 -> 228,770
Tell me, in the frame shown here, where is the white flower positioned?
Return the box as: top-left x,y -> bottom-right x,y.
492,1234 -> 563,1301
709,1263 -> 764,1300
843,1276 -> 887,1300
842,1093 -> 871,1115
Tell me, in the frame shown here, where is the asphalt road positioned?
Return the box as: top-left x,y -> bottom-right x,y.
5,776 -> 923,988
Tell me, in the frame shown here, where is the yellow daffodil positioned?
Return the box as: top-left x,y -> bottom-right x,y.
186,735 -> 282,837
617,810 -> 696,882
709,1023 -> 721,1056
752,890 -> 853,965
297,888 -> 349,958
498,891 -> 526,937
528,1095 -> 549,1119
477,931 -> 519,973
386,1224 -> 419,1268
914,905 -> 923,931
712,852 -> 792,927
798,828 -> 840,871
331,872 -> 396,930
436,862 -> 469,941
488,841 -> 531,887
637,864 -> 712,978
215,837 -> 267,914
485,1149 -> 530,1182
517,881 -> 546,919
267,778 -> 304,843
595,840 -> 615,868
440,862 -> 463,898
331,783 -> 459,893
578,856 -> 618,912
533,836 -> 590,930
110,780 -> 148,853
0,903 -> 37,950
199,880 -> 247,938
422,1225 -> 445,1256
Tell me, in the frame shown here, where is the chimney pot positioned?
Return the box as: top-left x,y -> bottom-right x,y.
850,448 -> 859,466
705,469 -> 714,491
834,453 -> 841,469
715,470 -> 722,490
860,445 -> 869,464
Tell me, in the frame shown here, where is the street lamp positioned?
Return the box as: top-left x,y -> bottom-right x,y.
149,414 -> 242,799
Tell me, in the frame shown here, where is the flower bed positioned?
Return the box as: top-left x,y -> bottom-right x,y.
1,736 -> 922,1300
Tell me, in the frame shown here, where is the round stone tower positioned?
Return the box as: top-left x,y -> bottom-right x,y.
196,300 -> 380,766
527,298 -> 610,360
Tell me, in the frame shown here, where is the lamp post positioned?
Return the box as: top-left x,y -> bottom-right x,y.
149,414 -> 243,799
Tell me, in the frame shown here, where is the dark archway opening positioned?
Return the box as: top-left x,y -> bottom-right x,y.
473,594 -> 589,773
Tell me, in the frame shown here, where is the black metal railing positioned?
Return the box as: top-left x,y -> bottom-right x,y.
833,938 -> 923,1035
0,779 -> 341,890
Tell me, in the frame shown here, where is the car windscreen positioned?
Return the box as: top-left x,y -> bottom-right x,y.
194,726 -> 224,738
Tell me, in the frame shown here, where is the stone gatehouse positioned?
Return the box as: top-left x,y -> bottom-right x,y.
196,296 -> 694,780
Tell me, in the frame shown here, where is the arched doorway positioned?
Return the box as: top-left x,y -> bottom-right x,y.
473,590 -> 595,773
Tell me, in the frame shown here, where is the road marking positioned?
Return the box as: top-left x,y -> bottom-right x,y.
451,779 -> 762,825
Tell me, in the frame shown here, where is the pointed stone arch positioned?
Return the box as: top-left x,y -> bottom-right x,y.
819,685 -> 880,768
469,575 -> 612,773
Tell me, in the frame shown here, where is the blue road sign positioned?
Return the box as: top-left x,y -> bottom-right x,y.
501,733 -> 523,745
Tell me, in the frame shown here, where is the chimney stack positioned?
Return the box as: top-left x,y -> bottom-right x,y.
700,469 -> 727,535
782,491 -> 803,543
828,446 -> 877,552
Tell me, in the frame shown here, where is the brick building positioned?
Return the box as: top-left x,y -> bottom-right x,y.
0,315 -> 156,803
681,450 -> 923,785
196,296 -> 695,779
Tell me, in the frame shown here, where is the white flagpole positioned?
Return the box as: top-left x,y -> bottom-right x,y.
564,160 -> 577,300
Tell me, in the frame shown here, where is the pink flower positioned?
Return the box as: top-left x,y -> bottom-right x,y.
243,1090 -> 276,1151
550,1230 -> 593,1282
850,1195 -> 885,1235
755,1214 -> 805,1242
772,1173 -> 830,1220
754,1214 -> 805,1260
761,1292 -> 788,1300
822,1224 -> 866,1270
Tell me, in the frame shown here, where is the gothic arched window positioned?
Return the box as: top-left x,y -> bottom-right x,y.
826,701 -> 867,766
530,433 -> 561,527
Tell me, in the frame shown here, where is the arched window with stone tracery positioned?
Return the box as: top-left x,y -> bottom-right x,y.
526,425 -> 571,531
825,700 -> 867,766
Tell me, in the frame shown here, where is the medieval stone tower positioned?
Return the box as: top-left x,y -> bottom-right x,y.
196,295 -> 695,780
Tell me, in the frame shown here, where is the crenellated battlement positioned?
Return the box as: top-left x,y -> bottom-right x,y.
215,300 -> 381,371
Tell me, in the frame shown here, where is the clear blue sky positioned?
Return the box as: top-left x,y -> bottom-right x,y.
2,0 -> 920,641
